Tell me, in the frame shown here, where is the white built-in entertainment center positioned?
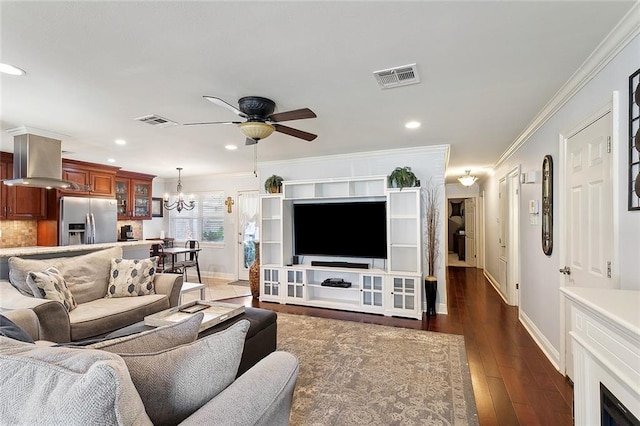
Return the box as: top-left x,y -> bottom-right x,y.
259,175 -> 423,319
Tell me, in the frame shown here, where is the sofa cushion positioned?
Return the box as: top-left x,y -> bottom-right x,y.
26,266 -> 78,312
69,294 -> 169,341
0,336 -> 152,425
0,313 -> 35,343
87,312 -> 203,353
119,319 -> 250,426
8,246 -> 123,303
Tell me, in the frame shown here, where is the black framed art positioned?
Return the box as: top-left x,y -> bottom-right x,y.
151,197 -> 163,218
629,67 -> 640,210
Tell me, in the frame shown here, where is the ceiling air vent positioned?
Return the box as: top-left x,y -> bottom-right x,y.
135,114 -> 178,128
373,63 -> 420,89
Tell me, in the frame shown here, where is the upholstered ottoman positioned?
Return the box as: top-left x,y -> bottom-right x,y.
102,307 -> 277,377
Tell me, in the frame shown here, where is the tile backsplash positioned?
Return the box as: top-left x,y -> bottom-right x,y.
0,221 -> 38,248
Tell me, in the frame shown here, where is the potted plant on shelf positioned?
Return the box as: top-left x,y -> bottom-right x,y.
424,179 -> 440,316
387,166 -> 419,189
264,175 -> 283,193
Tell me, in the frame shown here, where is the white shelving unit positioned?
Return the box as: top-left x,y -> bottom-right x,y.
259,176 -> 423,319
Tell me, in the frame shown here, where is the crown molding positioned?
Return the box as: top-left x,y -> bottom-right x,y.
494,2 -> 640,168
259,144 -> 450,169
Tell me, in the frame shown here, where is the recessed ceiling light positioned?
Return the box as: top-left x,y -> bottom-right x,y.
405,121 -> 421,129
107,158 -> 116,163
225,144 -> 238,151
0,63 -> 26,76
115,139 -> 126,145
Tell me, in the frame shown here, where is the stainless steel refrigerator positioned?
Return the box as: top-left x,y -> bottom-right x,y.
59,197 -> 118,245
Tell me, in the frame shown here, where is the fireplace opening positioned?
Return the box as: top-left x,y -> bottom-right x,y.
601,383 -> 640,426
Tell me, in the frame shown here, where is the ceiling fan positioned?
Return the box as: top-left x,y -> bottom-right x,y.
184,96 -> 317,145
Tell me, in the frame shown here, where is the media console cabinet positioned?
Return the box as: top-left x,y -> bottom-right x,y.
259,175 -> 423,320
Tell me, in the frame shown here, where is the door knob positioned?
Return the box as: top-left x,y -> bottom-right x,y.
559,266 -> 571,275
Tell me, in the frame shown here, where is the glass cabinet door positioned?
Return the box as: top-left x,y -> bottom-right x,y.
361,274 -> 384,309
115,180 -> 129,218
132,181 -> 150,218
286,270 -> 305,300
392,277 -> 416,311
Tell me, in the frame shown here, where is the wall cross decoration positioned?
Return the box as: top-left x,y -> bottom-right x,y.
225,196 -> 234,214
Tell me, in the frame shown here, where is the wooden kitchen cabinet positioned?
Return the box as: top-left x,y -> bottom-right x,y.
60,159 -> 118,197
0,152 -> 47,220
115,171 -> 154,220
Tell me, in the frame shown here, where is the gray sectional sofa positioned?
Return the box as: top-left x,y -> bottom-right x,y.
1,308 -> 299,425
0,246 -> 182,342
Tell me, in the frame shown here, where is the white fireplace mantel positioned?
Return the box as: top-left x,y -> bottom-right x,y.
561,287 -> 640,424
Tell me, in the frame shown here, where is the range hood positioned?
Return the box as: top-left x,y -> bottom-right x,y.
3,133 -> 79,190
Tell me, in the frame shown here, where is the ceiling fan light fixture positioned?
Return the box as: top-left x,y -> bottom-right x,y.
238,122 -> 275,140
458,170 -> 478,187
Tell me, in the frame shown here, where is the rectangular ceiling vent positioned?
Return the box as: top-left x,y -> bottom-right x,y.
373,63 -> 420,89
135,114 -> 178,128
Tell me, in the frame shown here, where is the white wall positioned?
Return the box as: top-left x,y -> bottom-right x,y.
259,145 -> 450,313
144,173 -> 260,280
482,34 -> 640,366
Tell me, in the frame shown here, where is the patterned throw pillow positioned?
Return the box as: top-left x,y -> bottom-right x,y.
105,257 -> 157,298
26,267 -> 78,312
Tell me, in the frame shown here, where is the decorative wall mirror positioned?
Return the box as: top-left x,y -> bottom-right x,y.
542,155 -> 553,255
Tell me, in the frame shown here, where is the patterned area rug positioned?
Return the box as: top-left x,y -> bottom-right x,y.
277,313 -> 478,426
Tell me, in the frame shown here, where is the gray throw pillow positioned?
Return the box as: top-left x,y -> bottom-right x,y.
26,266 -> 78,312
105,257 -> 158,298
87,312 -> 203,353
0,336 -> 152,425
120,319 -> 250,426
0,314 -> 34,343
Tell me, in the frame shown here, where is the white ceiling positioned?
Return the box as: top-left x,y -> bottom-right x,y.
0,1 -> 635,181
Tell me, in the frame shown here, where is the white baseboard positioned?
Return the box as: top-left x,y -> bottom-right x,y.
483,269 -> 509,304
482,268 -> 561,370
519,310 -> 560,371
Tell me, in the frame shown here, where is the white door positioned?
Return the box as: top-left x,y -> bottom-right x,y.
237,190 -> 259,281
563,112 -> 613,289
563,111 -> 613,381
464,198 -> 476,267
507,170 -> 520,306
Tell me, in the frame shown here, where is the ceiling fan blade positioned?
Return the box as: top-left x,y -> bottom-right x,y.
203,96 -> 247,118
245,137 -> 258,145
268,108 -> 316,122
273,124 -> 317,141
182,121 -> 241,126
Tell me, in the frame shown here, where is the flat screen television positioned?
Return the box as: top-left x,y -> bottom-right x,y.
293,201 -> 387,259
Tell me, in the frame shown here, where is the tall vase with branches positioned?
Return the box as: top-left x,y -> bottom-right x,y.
424,180 -> 440,316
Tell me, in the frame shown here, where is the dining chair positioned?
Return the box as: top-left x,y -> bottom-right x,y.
150,242 -> 181,274
176,240 -> 201,283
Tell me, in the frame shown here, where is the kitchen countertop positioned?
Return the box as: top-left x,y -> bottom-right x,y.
0,240 -> 153,258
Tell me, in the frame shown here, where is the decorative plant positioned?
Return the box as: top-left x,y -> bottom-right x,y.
424,179 -> 440,278
388,166 -> 418,190
264,175 -> 283,193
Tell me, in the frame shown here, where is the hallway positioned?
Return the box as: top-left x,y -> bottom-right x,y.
227,266 -> 573,425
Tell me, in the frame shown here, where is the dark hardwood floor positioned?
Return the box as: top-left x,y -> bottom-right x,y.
224,266 -> 573,425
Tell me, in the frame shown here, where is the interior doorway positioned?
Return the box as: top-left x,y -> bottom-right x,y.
446,196 -> 478,268
237,190 -> 259,281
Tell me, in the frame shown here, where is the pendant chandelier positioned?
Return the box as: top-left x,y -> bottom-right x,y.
458,170 -> 478,187
164,167 -> 195,213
